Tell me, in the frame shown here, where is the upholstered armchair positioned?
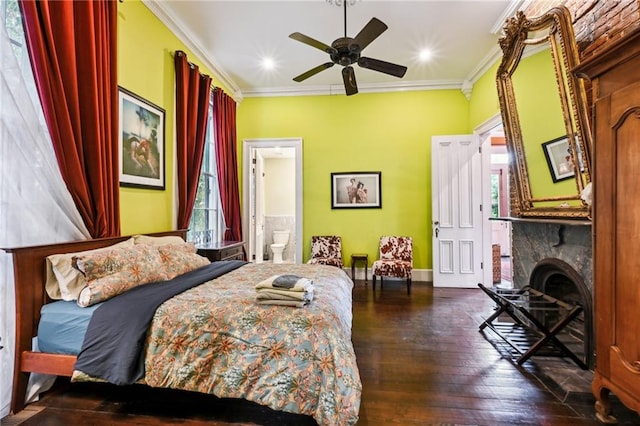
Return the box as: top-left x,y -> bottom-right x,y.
372,236 -> 413,294
307,236 -> 344,268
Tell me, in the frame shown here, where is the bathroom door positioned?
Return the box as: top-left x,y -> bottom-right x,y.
254,151 -> 265,263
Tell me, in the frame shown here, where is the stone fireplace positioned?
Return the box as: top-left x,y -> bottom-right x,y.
509,218 -> 593,368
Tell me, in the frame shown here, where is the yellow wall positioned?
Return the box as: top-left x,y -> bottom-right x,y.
116,1 -> 230,235
469,61 -> 501,129
237,91 -> 470,268
264,157 -> 295,215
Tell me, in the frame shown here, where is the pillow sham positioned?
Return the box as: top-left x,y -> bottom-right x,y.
75,244 -> 169,307
133,234 -> 185,246
156,242 -> 210,279
45,238 -> 135,301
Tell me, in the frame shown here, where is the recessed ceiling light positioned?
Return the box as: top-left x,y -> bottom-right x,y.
261,57 -> 275,70
418,49 -> 432,62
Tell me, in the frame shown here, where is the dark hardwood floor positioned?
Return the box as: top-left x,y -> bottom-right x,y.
5,280 -> 640,425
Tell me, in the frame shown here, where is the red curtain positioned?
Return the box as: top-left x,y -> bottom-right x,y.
19,0 -> 120,238
174,51 -> 212,229
213,88 -> 243,242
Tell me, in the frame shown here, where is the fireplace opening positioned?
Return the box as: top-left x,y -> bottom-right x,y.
529,258 -> 593,369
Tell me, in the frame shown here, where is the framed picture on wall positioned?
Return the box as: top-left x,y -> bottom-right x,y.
118,87 -> 165,190
331,171 -> 382,209
541,135 -> 575,183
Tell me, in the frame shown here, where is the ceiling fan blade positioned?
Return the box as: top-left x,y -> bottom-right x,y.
293,62 -> 335,82
342,66 -> 358,96
358,57 -> 408,78
352,18 -> 387,51
289,32 -> 336,54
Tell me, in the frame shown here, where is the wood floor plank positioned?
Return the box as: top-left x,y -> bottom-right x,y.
5,281 -> 640,425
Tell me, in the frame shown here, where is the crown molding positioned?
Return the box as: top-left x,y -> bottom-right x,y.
491,0 -> 527,35
465,45 -> 502,85
242,79 -> 465,98
462,0 -> 527,98
142,0 -> 243,102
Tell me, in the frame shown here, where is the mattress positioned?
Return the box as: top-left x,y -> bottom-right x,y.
37,300 -> 101,354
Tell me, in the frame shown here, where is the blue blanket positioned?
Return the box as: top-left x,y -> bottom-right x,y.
74,260 -> 247,385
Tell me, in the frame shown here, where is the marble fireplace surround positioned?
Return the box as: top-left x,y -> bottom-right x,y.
507,218 -> 592,292
496,217 -> 593,367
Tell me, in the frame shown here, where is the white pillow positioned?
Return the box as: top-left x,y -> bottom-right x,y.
45,238 -> 135,301
133,234 -> 186,246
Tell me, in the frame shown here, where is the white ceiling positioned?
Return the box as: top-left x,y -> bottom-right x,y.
147,0 -> 523,99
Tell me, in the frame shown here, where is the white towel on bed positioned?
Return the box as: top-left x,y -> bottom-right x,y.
255,274 -> 314,292
256,288 -> 314,302
257,299 -> 309,308
255,275 -> 315,307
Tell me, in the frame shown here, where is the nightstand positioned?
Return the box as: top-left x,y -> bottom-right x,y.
197,241 -> 245,262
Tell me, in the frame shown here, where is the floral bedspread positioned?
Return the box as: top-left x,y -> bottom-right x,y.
142,263 -> 361,426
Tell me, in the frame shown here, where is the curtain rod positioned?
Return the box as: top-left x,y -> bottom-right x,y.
174,50 -> 213,82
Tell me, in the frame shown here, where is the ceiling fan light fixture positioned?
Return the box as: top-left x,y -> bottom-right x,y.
290,2 -> 407,96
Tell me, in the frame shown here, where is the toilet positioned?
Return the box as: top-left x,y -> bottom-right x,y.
270,230 -> 290,264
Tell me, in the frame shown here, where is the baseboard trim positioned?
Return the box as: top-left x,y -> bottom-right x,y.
345,268 -> 432,283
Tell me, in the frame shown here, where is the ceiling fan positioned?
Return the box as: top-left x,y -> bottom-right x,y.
289,2 -> 408,96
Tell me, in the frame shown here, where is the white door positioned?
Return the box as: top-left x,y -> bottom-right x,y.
254,150 -> 265,263
247,150 -> 257,261
431,135 -> 484,287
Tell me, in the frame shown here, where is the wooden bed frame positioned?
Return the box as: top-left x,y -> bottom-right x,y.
3,230 -> 188,415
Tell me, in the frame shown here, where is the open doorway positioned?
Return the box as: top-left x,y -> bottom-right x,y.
489,136 -> 513,286
476,114 -> 511,288
242,138 -> 303,264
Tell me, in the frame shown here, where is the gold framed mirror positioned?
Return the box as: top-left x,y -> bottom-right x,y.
497,6 -> 592,219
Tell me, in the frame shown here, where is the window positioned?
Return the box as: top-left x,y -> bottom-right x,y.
4,0 -> 30,77
4,0 -> 23,51
490,173 -> 500,217
3,0 -> 43,116
187,97 -> 225,245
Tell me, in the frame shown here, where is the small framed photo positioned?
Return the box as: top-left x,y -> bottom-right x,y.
542,136 -> 575,183
331,172 -> 382,209
118,87 -> 165,190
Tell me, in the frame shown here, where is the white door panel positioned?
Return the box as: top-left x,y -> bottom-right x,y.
432,135 -> 484,287
255,152 -> 265,263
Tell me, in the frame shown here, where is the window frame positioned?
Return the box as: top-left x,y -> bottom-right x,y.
187,96 -> 225,246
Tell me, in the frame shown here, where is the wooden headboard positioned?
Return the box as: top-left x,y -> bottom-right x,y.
2,229 -> 188,414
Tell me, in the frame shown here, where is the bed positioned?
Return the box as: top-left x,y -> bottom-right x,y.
5,230 -> 361,425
